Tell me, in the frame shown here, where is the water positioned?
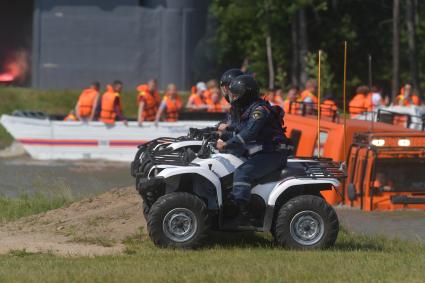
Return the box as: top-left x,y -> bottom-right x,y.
0,157 -> 134,198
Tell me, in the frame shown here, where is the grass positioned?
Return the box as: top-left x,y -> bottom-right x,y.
0,86 -> 191,148
0,227 -> 424,282
0,190 -> 74,223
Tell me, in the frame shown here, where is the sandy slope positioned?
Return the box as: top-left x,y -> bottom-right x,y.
0,187 -> 146,256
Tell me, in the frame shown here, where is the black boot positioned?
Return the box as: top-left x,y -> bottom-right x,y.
222,200 -> 256,230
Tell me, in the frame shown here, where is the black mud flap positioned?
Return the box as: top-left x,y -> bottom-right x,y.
137,177 -> 166,206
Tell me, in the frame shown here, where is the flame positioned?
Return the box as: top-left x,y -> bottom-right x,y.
0,49 -> 29,83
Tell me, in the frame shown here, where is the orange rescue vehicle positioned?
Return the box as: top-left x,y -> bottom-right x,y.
283,101 -> 425,210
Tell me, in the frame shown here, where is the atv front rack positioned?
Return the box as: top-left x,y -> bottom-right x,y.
131,138 -> 198,178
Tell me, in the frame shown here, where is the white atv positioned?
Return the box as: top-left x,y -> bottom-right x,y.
131,129 -> 343,249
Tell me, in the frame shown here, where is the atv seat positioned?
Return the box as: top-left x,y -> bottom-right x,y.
257,162 -> 306,184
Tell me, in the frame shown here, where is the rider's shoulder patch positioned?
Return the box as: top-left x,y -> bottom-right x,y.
252,108 -> 265,120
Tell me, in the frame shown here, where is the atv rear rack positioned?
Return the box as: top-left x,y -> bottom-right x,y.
296,159 -> 346,180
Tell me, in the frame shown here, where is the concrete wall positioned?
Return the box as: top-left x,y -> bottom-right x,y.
32,0 -> 208,90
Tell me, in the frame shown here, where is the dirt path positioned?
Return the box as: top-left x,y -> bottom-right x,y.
0,187 -> 146,256
336,207 -> 425,243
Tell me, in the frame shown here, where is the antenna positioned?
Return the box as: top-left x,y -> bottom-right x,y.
368,54 -> 374,132
343,42 -> 347,163
317,50 -> 322,158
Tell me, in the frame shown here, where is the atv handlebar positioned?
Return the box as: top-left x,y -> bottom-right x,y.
188,127 -> 218,140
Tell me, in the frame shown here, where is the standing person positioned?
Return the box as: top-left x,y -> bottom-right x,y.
395,82 -> 421,106
365,85 -> 384,112
75,81 -> 100,121
274,88 -> 285,108
99,80 -> 127,125
216,75 -> 290,227
186,82 -> 208,111
282,86 -> 299,114
321,94 -> 338,118
349,85 -> 368,118
137,84 -> 158,126
206,87 -> 229,112
300,80 -> 318,105
263,89 -> 276,105
154,84 -> 183,125
205,79 -> 219,101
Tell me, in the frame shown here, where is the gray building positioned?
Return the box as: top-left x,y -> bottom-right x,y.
0,0 -> 209,90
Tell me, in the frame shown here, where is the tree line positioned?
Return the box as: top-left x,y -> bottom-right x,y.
198,0 -> 423,101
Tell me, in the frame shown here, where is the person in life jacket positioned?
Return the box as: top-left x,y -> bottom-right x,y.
282,86 -> 300,114
274,88 -> 285,108
205,79 -> 219,101
321,94 -> 338,118
186,81 -> 209,111
300,80 -> 318,113
364,85 -> 384,112
216,68 -> 245,136
349,85 -> 369,118
395,83 -> 421,106
64,110 -> 78,121
99,80 -> 127,125
136,79 -> 161,125
75,81 -> 100,121
154,83 -> 183,125
206,87 -> 230,112
216,75 -> 291,228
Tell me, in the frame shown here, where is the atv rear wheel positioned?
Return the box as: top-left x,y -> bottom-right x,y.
147,192 -> 209,248
274,195 -> 339,249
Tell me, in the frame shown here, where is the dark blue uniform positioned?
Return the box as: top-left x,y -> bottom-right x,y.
225,99 -> 288,203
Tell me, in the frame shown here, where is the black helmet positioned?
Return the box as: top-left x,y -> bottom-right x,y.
220,69 -> 244,87
228,75 -> 259,107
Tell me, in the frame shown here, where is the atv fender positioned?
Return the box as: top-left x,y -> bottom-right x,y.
157,167 -> 222,207
259,178 -> 340,232
267,178 -> 340,206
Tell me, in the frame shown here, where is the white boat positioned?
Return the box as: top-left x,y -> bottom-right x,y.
0,114 -> 216,162
353,105 -> 425,131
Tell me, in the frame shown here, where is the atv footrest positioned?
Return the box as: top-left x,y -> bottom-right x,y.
390,195 -> 425,204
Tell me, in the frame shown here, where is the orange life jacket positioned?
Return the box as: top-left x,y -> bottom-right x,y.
300,90 -> 318,105
283,99 -> 301,114
188,93 -> 205,110
137,84 -> 161,106
395,93 -> 421,106
77,88 -> 98,117
349,93 -> 366,117
204,89 -> 212,101
99,85 -> 121,124
137,85 -> 158,121
321,99 -> 338,117
364,93 -> 374,112
64,113 -> 78,121
163,95 -> 182,122
207,97 -> 228,113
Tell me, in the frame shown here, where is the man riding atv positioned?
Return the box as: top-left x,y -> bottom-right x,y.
216,75 -> 291,228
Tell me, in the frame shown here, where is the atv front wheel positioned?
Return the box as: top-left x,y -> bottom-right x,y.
147,192 -> 209,248
274,195 -> 339,249
142,202 -> 150,220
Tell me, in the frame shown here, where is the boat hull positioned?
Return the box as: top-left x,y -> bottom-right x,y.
0,115 -> 216,161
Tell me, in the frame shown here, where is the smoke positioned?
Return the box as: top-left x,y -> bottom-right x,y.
0,49 -> 30,83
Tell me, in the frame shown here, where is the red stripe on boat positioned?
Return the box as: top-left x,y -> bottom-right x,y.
18,138 -> 99,146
